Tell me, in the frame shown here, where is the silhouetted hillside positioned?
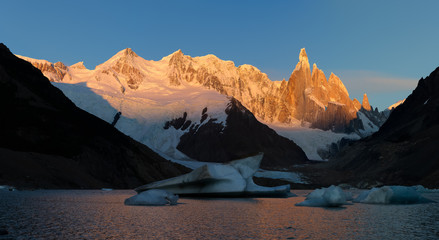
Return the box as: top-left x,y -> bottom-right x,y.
330,66 -> 439,188
0,43 -> 188,189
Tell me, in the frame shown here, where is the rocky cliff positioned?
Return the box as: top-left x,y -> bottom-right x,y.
163,48 -> 385,133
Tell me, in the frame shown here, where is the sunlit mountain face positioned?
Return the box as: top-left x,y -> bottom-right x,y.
18,48 -> 386,162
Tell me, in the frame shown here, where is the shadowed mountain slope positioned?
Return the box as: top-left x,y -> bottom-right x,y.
0,43 -> 188,189
328,66 -> 439,188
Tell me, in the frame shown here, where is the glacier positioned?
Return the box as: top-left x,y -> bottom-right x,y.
295,185 -> 351,207
124,189 -> 179,206
269,123 -> 360,160
134,153 -> 292,197
354,186 -> 435,204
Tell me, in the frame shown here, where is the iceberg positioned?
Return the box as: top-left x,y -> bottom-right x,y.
124,189 -> 179,206
354,186 -> 435,204
0,185 -> 16,191
411,185 -> 439,193
134,153 -> 291,197
295,185 -> 350,207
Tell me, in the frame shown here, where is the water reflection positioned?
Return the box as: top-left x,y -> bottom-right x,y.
0,190 -> 438,239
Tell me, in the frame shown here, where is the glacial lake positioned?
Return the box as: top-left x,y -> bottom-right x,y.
1,190 -> 438,239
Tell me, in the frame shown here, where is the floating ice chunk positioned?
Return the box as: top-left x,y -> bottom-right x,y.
411,185 -> 439,193
124,189 -> 179,206
354,186 -> 435,204
245,177 -> 294,197
0,185 -> 16,191
101,188 -> 113,191
134,153 -> 291,197
295,185 -> 349,207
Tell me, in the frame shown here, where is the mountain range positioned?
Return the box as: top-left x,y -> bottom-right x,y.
17,48 -> 386,163
6,42 -> 436,189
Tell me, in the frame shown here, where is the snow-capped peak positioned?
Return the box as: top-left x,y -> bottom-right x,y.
173,49 -> 183,55
238,64 -> 260,72
161,49 -> 185,62
121,48 -> 138,57
106,48 -> 139,62
95,48 -> 143,71
70,61 -> 87,69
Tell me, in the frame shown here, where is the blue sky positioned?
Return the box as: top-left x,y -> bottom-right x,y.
1,0 -> 438,110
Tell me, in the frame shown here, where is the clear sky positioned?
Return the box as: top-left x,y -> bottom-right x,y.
1,0 -> 438,110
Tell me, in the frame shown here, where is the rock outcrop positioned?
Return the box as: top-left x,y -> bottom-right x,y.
352,98 -> 362,110
16,55 -> 68,82
171,98 -> 309,169
362,93 -> 372,111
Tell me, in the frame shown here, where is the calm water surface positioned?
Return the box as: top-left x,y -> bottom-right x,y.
0,190 -> 438,239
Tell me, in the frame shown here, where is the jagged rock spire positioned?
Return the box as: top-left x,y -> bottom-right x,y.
353,98 -> 362,110
285,48 -> 312,117
362,93 -> 371,111
299,48 -> 308,63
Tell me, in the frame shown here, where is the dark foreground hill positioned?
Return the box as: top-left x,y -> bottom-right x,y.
0,43 -> 188,189
324,66 -> 439,188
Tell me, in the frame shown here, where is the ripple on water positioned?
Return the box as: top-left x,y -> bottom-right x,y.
0,190 -> 438,239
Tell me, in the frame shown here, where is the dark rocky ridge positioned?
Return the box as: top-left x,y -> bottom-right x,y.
327,66 -> 439,188
166,98 -> 310,169
0,43 -> 189,189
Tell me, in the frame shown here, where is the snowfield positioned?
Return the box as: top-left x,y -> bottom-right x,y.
267,122 -> 360,161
